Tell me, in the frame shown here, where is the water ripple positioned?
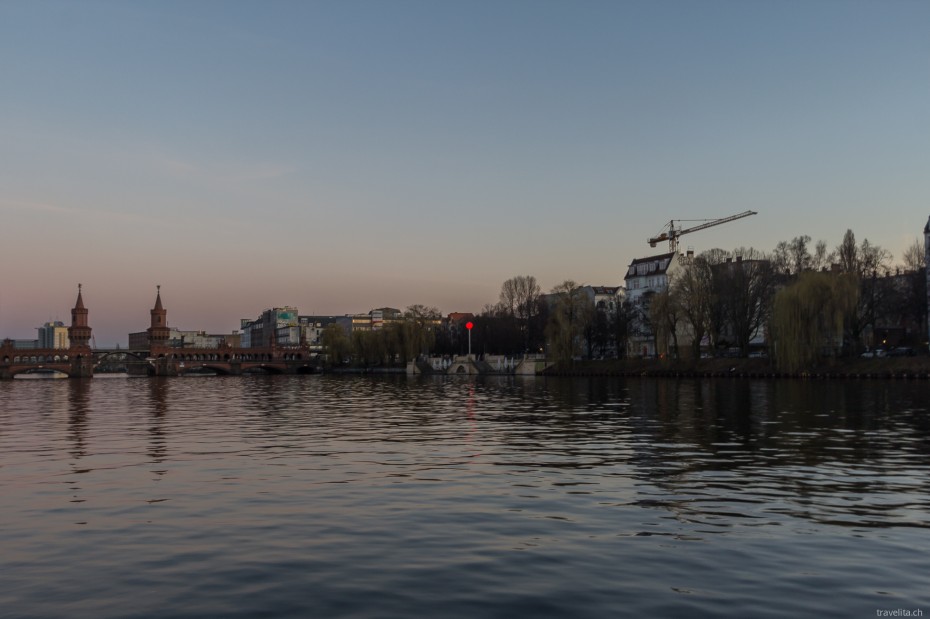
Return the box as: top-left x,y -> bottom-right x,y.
1,375 -> 929,617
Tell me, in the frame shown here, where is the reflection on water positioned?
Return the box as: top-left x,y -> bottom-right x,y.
0,375 -> 928,618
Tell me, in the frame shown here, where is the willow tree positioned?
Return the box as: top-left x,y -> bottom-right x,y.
545,281 -> 594,363
772,272 -> 858,372
401,304 -> 440,362
321,324 -> 350,365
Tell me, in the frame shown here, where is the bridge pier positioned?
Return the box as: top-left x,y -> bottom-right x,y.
151,357 -> 179,377
69,354 -> 95,379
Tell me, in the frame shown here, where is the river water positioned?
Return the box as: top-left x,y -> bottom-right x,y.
1,375 -> 928,618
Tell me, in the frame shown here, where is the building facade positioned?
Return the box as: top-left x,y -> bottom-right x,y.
38,321 -> 69,349
240,307 -> 299,348
624,252 -> 682,357
298,316 -> 352,352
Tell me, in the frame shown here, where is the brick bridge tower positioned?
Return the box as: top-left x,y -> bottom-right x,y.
68,284 -> 92,349
148,285 -> 171,351
68,284 -> 94,378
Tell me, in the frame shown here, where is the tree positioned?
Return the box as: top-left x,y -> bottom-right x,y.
610,300 -> 636,359
401,304 -> 440,362
902,238 -> 926,271
673,255 -> 715,359
649,286 -> 682,359
811,240 -> 833,272
834,229 -> 893,349
698,248 -> 732,350
321,324 -> 350,365
545,281 -> 594,363
589,309 -> 611,359
837,229 -> 859,274
772,272 -> 858,372
351,329 -> 383,366
714,248 -> 777,356
900,239 -> 927,342
789,235 -> 813,274
498,275 -> 541,352
772,236 -> 833,276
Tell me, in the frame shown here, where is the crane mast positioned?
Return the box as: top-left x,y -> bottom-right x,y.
648,210 -> 757,253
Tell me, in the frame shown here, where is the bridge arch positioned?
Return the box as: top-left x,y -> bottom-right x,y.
13,367 -> 71,379
94,350 -> 149,364
8,365 -> 74,379
192,363 -> 234,376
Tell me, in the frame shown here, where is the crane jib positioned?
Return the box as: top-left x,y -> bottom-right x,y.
647,210 -> 757,252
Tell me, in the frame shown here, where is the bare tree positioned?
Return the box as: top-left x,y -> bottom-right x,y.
499,275 -> 541,352
834,230 -> 893,349
649,286 -> 682,359
902,238 -> 926,271
715,247 -> 777,356
403,304 -> 441,361
789,235 -> 812,274
811,240 -> 834,272
836,229 -> 859,274
672,256 -> 714,359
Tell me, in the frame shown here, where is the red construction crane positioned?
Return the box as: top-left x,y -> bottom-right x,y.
648,210 -> 757,253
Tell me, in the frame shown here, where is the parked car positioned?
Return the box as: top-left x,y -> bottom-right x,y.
887,347 -> 915,357
860,349 -> 887,359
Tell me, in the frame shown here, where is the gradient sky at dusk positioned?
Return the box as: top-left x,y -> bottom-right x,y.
2,0 -> 928,345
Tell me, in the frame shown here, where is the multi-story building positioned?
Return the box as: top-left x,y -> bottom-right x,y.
37,321 -> 69,349
240,307 -> 299,348
128,327 -> 240,350
579,286 -> 623,315
348,308 -> 403,332
624,252 -> 684,357
299,316 -> 352,351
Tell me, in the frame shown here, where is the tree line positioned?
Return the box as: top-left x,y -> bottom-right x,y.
320,229 -> 926,370
460,229 -> 925,369
320,304 -> 440,367
645,229 -> 925,369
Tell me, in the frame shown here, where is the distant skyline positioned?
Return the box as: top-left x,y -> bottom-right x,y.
2,1 -> 928,345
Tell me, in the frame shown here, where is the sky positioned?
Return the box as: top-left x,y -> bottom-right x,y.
1,0 -> 928,346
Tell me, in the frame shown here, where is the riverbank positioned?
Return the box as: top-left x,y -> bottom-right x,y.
545,356 -> 930,379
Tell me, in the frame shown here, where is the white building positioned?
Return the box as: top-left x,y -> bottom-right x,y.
623,251 -> 684,357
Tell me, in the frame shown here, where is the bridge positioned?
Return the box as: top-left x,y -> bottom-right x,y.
0,344 -> 95,379
0,286 -> 321,380
0,342 -> 320,379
